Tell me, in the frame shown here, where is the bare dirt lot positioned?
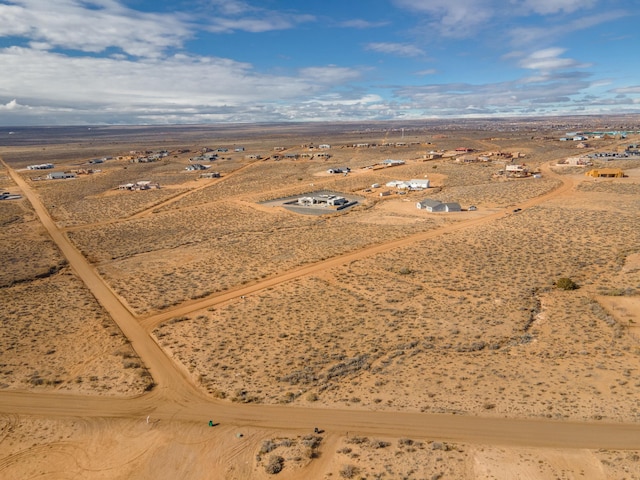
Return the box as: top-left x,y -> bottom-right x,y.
1,119 -> 640,479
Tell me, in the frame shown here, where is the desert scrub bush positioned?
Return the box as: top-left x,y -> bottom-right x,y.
370,439 -> 391,449
398,438 -> 414,447
555,277 -> 579,290
301,434 -> 322,450
260,439 -> 278,454
264,455 -> 284,475
339,464 -> 359,479
346,436 -> 368,445
168,316 -> 189,325
279,438 -> 295,448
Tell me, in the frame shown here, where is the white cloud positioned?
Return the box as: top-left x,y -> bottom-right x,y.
207,0 -> 253,16
303,93 -> 383,106
519,0 -> 597,15
392,0 -> 616,45
0,47 -> 362,124
518,48 -> 589,72
611,86 -> 640,94
202,1 -> 315,34
509,10 -> 627,47
392,67 -> 598,116
339,19 -> 388,29
0,99 -> 22,110
298,66 -> 362,84
0,0 -> 192,57
365,42 -> 426,57
206,13 -> 314,33
392,0 -> 494,36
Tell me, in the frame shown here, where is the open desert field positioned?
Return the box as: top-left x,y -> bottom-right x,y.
1,119 -> 640,479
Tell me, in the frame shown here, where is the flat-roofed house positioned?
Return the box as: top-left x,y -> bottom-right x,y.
416,199 -> 461,212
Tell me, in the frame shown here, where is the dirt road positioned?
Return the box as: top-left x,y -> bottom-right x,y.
4,158 -> 640,451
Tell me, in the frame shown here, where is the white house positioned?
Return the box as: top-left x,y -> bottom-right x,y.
381,159 -> 405,166
386,179 -> 429,190
319,144 -> 331,149
186,164 -> 210,171
27,163 -> 54,170
47,172 -> 76,180
408,179 -> 430,189
416,199 -> 461,212
386,180 -> 405,188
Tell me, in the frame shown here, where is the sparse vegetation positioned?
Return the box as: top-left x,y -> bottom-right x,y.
2,122 -> 640,478
555,277 -> 579,291
264,455 -> 284,474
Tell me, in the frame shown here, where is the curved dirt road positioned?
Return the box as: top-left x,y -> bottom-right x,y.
3,158 -> 640,451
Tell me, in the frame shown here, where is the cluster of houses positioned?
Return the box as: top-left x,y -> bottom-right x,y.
559,131 -> 635,142
586,149 -> 640,160
559,135 -> 589,142
347,142 -> 423,148
117,150 -> 169,163
272,152 -> 331,160
454,151 -> 524,163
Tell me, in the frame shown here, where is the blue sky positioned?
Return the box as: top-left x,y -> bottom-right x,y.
0,0 -> 638,125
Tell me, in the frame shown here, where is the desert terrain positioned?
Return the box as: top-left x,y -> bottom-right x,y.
1,118 -> 640,479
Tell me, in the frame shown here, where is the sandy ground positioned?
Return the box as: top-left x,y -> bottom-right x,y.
2,415 -> 640,479
1,125 -> 640,478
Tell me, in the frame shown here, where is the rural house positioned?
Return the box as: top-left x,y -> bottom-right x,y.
585,168 -> 624,178
416,199 -> 461,212
47,172 -> 76,180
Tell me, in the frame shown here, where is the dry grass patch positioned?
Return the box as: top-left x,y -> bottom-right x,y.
72,200 -> 436,314
0,270 -> 152,395
0,209 -> 64,287
331,435 -> 464,479
152,199 -> 640,421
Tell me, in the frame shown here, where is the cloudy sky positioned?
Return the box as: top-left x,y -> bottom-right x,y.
0,0 -> 638,125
